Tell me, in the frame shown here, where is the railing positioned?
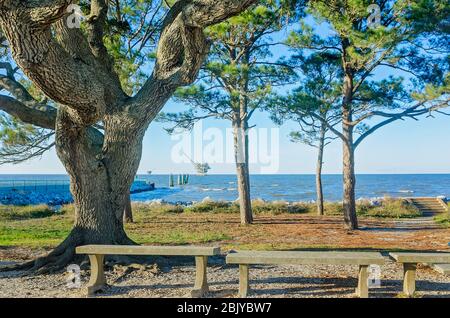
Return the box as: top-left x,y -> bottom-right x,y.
0,178 -> 152,193
0,180 -> 70,193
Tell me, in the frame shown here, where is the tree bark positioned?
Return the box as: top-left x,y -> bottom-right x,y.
342,122 -> 358,229
341,72 -> 358,230
123,192 -> 133,223
233,119 -> 253,225
29,107 -> 140,273
316,123 -> 326,216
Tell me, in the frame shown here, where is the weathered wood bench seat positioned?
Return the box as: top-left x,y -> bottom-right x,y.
389,252 -> 450,296
76,245 -> 220,297
226,251 -> 385,298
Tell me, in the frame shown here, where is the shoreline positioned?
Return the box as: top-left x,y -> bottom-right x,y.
0,192 -> 448,207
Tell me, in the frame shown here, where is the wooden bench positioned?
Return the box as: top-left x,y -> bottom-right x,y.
76,245 -> 220,297
389,252 -> 450,296
433,264 -> 450,275
226,251 -> 385,298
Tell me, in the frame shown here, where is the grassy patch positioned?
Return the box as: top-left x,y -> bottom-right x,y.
132,202 -> 184,215
366,198 -> 421,218
131,198 -> 420,219
0,214 -> 72,247
324,198 -> 421,219
323,202 -> 344,216
0,204 -> 55,221
434,213 -> 450,228
185,200 -> 238,214
184,200 -> 312,215
252,200 -> 312,215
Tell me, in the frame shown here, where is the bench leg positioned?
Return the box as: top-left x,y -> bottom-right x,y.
239,264 -> 250,298
191,256 -> 209,297
86,254 -> 106,297
403,263 -> 417,297
356,265 -> 369,298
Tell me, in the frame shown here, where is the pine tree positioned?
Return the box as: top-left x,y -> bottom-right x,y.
159,1 -> 298,224
288,0 -> 449,229
269,52 -> 342,215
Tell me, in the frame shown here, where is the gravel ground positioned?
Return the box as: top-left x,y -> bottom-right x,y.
1,256 -> 449,298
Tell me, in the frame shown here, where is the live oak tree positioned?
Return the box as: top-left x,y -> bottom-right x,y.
288,0 -> 450,229
0,0 -> 257,272
158,1 -> 298,224
0,1 -> 165,224
269,52 -> 342,215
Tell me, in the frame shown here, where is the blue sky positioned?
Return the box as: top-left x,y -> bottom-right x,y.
2,105 -> 449,175
1,10 -> 449,175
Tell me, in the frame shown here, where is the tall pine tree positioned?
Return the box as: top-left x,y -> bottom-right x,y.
269,52 -> 342,215
159,1 -> 298,224
288,0 -> 449,229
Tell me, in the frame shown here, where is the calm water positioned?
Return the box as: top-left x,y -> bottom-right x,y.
0,174 -> 449,204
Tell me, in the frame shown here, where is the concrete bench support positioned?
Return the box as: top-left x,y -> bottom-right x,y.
86,254 -> 106,296
191,256 -> 209,297
76,245 -> 220,297
356,265 -> 369,298
239,264 -> 250,298
403,263 -> 417,297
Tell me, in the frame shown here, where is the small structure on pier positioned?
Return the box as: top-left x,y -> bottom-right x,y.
193,162 -> 211,176
182,153 -> 211,176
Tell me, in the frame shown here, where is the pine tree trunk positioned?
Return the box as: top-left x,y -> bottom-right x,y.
342,114 -> 358,230
316,124 -> 326,216
340,69 -> 358,230
233,119 -> 253,224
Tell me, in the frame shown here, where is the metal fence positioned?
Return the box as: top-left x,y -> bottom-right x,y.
0,180 -> 70,193
0,178 -> 151,193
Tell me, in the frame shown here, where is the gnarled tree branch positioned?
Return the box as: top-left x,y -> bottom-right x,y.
131,0 -> 257,121
0,95 -> 56,129
0,1 -> 127,126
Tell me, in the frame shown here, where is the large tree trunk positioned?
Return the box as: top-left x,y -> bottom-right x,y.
233,119 -> 253,224
316,123 -> 326,216
7,108 -> 143,273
